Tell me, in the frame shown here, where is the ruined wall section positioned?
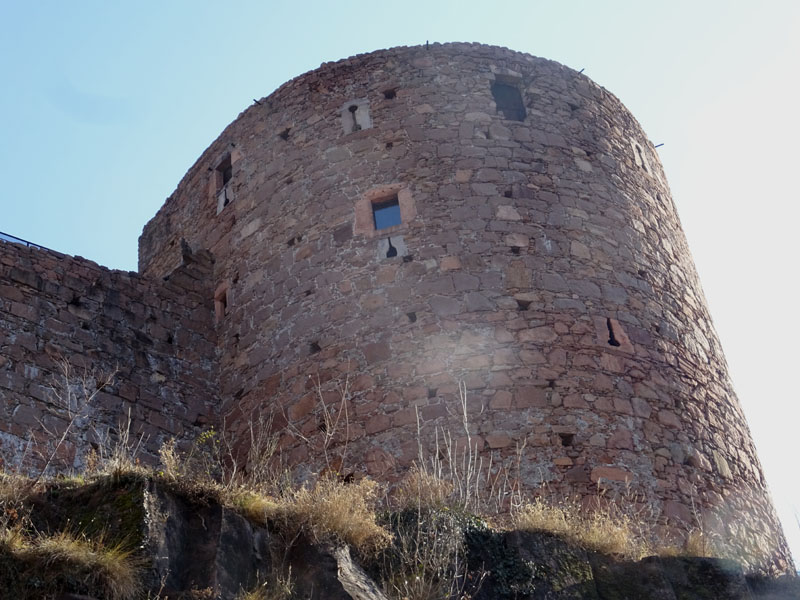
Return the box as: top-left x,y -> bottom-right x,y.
0,241 -> 218,470
137,43 -> 790,572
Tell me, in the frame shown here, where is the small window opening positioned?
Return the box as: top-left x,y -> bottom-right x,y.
348,105 -> 361,132
516,299 -> 532,311
511,247 -> 521,255
407,311 -> 417,323
491,81 -> 526,121
167,334 -> 174,345
373,195 -> 401,230
214,283 -> 230,322
504,189 -> 513,198
279,128 -> 290,141
81,322 -> 89,330
215,154 -> 234,214
558,433 -> 575,447
547,379 -> 556,388
385,238 -> 398,258
309,341 -> 321,354
402,254 -> 414,263
385,141 -> 393,149
217,155 -> 233,187
383,88 -> 397,100
607,318 -> 621,347
427,388 -> 438,399
341,100 -> 371,134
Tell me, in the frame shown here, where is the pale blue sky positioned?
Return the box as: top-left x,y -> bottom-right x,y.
2,0 -> 799,563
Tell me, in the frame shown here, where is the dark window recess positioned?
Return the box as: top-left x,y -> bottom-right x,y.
217,155 -> 233,187
427,388 -> 438,399
504,189 -> 513,198
309,341 -> 321,354
385,141 -> 393,149
407,311 -> 417,323
516,299 -> 532,311
511,246 -> 521,255
384,88 -> 397,99
279,128 -> 290,141
348,105 -> 361,132
558,433 -> 575,447
373,196 -> 401,230
402,254 -> 413,263
385,238 -> 398,258
607,318 -> 621,347
491,82 -> 526,121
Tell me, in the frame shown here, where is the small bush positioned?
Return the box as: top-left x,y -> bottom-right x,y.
277,477 -> 390,553
394,466 -> 454,511
377,507 -> 483,600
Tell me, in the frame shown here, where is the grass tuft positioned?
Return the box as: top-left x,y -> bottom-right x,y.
513,497 -> 651,560
279,476 -> 391,553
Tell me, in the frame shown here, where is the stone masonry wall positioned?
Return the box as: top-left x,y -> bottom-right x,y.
137,43 -> 791,573
0,240 -> 218,471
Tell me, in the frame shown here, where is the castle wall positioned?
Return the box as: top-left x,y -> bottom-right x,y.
113,42 -> 797,573
0,240 -> 218,471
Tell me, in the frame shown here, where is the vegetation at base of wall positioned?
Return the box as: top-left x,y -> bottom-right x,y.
1,370 -> 790,598
512,497 -> 652,561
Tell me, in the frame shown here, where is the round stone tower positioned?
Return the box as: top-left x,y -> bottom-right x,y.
138,43 -> 791,572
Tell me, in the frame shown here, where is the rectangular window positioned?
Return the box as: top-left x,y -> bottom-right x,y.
372,196 -> 401,229
491,81 -> 526,121
215,154 -> 234,215
217,155 -> 233,187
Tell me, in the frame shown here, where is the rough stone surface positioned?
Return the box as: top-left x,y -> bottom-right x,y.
0,242 -> 217,469
0,42 -> 791,573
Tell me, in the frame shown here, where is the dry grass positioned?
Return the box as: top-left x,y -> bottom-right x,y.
279,476 -> 391,553
232,491 -> 281,526
513,498 -> 651,560
33,531 -> 141,598
394,465 -> 454,511
235,571 -> 294,600
0,526 -> 141,600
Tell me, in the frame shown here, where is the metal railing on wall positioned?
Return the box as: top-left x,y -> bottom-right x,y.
0,231 -> 53,252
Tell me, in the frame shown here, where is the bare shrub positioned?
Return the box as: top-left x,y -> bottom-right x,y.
32,357 -> 116,486
410,382 -> 522,515
282,373 -> 352,478
378,508 -> 482,600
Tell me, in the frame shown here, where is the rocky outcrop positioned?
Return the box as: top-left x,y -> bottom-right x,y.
4,478 -> 798,599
